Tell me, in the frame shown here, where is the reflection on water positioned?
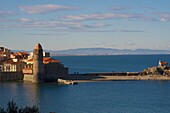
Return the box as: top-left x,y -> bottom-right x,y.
22,83 -> 40,106
0,82 -> 40,106
0,82 -> 69,112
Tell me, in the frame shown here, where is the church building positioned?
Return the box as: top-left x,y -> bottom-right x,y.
23,43 -> 68,82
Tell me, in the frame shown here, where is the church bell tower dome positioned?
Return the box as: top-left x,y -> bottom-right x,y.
34,43 -> 42,50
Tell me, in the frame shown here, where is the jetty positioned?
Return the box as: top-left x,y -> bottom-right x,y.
64,71 -> 170,82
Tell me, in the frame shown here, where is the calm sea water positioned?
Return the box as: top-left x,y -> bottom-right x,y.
54,55 -> 170,74
0,55 -> 170,113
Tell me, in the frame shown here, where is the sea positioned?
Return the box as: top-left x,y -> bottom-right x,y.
0,55 -> 170,113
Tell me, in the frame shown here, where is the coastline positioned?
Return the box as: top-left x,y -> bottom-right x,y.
65,75 -> 170,83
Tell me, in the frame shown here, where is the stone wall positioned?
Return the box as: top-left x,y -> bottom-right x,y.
23,74 -> 33,82
0,72 -> 24,81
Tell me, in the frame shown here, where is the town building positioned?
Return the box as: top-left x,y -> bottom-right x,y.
0,47 -> 11,62
3,60 -> 25,72
0,62 -> 3,72
10,52 -> 29,62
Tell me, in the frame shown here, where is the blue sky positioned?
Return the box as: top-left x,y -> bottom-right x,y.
0,0 -> 170,50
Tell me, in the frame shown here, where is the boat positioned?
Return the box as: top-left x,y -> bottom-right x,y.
58,79 -> 78,85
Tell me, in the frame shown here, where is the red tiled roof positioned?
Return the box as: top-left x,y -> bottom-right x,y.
27,58 -> 33,62
11,53 -> 19,57
161,61 -> 168,65
27,58 -> 60,64
17,52 -> 29,55
43,58 -> 60,64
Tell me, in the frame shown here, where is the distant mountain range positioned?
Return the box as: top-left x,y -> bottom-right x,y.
51,48 -> 170,55
13,48 -> 170,56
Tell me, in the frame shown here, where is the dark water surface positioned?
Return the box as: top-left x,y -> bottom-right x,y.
0,81 -> 170,113
1,55 -> 170,113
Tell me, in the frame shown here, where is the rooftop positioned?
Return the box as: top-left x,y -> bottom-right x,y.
27,58 -> 60,64
17,52 -> 29,55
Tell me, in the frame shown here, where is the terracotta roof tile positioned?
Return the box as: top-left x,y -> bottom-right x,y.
27,58 -> 60,64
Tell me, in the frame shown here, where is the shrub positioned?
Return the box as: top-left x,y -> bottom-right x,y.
0,100 -> 39,113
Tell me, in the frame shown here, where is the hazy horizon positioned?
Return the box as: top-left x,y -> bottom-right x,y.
1,0 -> 170,50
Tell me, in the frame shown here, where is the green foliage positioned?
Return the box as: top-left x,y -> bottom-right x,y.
0,100 -> 39,113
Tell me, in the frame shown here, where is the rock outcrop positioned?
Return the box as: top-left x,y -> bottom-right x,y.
142,66 -> 170,76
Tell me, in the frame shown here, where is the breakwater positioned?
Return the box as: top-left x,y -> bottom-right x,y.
84,72 -> 140,76
66,72 -> 170,82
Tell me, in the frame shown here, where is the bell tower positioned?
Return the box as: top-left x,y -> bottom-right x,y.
32,43 -> 44,82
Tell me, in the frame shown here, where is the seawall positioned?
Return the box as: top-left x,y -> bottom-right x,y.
0,72 -> 24,81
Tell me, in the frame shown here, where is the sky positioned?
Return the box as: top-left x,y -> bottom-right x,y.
0,0 -> 170,50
